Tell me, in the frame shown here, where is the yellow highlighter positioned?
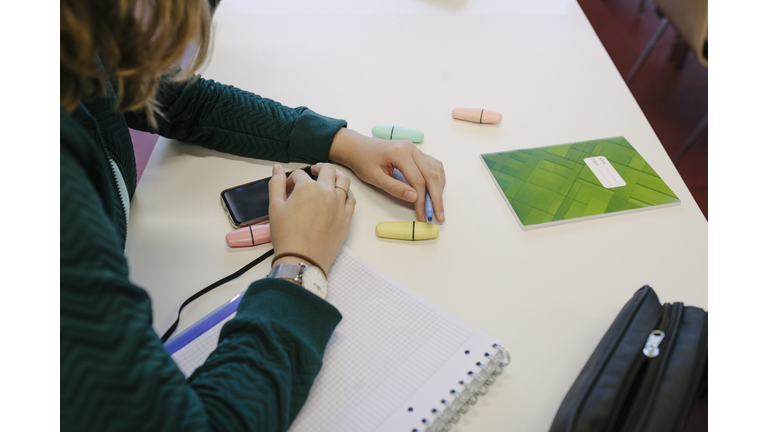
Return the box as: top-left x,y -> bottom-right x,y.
375,221 -> 439,241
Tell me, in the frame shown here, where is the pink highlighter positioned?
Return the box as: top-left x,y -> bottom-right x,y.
226,224 -> 272,248
452,107 -> 502,124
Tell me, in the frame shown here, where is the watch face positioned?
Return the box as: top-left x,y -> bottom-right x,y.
302,266 -> 328,299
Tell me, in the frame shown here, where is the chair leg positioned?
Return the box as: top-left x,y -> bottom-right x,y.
672,113 -> 708,163
625,18 -> 670,86
668,35 -> 689,70
668,32 -> 684,61
673,44 -> 690,70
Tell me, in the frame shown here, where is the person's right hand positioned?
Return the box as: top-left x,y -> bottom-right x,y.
268,163 -> 356,276
328,128 -> 446,223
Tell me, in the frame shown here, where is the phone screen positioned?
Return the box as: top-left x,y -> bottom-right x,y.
220,166 -> 315,227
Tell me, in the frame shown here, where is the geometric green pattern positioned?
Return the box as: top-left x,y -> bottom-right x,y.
481,136 -> 679,228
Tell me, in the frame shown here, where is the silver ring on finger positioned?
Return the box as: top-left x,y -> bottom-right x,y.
335,184 -> 351,199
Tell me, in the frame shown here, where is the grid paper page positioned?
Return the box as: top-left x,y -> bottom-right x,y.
168,246 -> 498,432
288,247 -> 474,432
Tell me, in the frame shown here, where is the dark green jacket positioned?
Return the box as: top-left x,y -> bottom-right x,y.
60,75 -> 346,431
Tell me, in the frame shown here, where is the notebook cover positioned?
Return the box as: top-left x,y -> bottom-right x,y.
481,136 -> 680,229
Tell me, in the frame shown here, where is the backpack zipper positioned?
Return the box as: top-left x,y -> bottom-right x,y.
642,330 -> 666,358
608,303 -> 674,431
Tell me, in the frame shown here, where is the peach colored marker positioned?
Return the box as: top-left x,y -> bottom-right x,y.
226,224 -> 272,248
452,107 -> 502,124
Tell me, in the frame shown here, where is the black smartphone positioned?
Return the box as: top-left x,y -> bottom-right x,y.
220,166 -> 315,228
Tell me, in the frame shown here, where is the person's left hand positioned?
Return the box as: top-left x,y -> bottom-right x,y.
268,163 -> 356,276
328,128 -> 446,223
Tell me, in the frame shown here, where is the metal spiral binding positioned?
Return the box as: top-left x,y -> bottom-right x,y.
416,343 -> 510,432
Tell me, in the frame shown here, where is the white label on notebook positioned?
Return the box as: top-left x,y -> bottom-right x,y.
584,156 -> 626,188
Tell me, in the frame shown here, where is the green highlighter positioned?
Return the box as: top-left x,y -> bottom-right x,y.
372,125 -> 424,143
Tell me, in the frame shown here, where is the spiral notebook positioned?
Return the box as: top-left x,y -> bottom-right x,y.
164,246 -> 508,432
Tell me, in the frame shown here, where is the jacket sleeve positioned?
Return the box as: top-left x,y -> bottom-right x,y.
188,281 -> 342,431
124,74 -> 347,164
61,147 -> 341,432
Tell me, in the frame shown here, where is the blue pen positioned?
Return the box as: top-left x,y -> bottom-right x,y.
425,190 -> 433,223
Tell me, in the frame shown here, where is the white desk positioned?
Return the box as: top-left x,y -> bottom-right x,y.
125,1 -> 708,430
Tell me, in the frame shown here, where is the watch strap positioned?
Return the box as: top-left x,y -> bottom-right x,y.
271,252 -> 326,278
268,263 -> 306,283
268,263 -> 328,300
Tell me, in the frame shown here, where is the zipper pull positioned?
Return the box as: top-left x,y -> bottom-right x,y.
643,330 -> 665,358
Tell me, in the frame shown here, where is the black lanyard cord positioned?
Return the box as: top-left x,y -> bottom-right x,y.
160,248 -> 275,343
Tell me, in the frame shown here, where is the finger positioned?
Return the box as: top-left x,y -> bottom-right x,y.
336,169 -> 352,203
313,162 -> 337,187
268,164 -> 288,209
344,187 -> 357,219
377,168 -> 419,203
309,162 -> 323,177
414,154 -> 446,223
285,166 -> 311,195
334,168 -> 351,190
324,167 -> 350,205
396,163 -> 429,223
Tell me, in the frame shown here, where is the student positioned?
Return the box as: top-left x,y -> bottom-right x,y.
60,0 -> 446,430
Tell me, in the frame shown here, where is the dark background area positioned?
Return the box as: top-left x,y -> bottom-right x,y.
579,0 -> 708,219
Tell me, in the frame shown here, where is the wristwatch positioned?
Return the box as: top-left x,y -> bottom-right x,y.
267,263 -> 328,299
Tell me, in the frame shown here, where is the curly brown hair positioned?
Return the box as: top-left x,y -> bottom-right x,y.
60,0 -> 211,128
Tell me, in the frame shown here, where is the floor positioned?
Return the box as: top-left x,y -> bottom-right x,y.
578,0 -> 708,219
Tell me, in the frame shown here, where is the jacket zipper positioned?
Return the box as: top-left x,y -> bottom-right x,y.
106,152 -> 130,227
80,104 -> 130,233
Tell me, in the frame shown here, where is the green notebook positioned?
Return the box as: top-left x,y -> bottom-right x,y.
481,136 -> 680,230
